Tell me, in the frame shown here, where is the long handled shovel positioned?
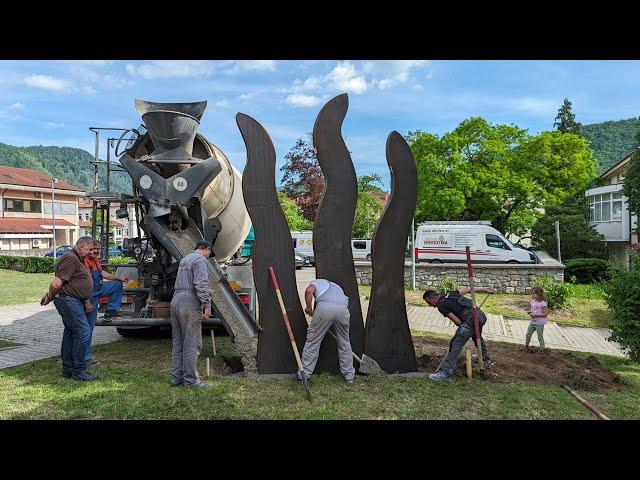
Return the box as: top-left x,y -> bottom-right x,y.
303,312 -> 386,376
465,246 -> 487,380
268,266 -> 312,402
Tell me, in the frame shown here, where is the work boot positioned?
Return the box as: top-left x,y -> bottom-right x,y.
104,310 -> 123,318
471,354 -> 495,368
428,371 -> 452,382
186,382 -> 212,389
345,378 -> 354,385
62,371 -> 72,379
72,371 -> 100,381
171,379 -> 183,387
88,358 -> 101,367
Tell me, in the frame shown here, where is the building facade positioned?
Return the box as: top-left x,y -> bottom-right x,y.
0,166 -> 84,252
585,149 -> 639,266
77,197 -> 138,245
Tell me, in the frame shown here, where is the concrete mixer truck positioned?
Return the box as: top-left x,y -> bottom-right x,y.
88,100 -> 260,340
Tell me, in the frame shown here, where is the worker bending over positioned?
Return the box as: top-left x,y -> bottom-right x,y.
299,279 -> 355,384
423,286 -> 495,382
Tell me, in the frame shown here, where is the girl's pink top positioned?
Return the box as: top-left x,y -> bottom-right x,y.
530,299 -> 548,325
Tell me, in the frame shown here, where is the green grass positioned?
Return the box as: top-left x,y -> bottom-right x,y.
0,269 -> 53,307
358,284 -> 614,329
0,332 -> 638,420
0,339 -> 21,349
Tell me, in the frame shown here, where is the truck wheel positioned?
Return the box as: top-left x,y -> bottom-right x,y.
507,260 -> 520,264
366,254 -> 372,261
430,259 -> 443,264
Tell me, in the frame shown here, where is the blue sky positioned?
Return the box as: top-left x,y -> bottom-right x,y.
1,60 -> 640,190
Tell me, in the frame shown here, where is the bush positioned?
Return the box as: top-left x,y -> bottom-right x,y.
0,255 -> 55,273
564,258 -> 611,284
438,276 -> 458,294
603,252 -> 640,360
535,275 -> 569,309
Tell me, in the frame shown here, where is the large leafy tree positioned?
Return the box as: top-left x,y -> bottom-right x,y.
531,195 -> 608,260
278,191 -> 313,230
408,117 -> 596,237
279,136 -> 324,222
353,173 -> 385,238
554,98 -> 582,135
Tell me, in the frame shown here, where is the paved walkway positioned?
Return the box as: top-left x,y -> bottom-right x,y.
0,302 -> 121,370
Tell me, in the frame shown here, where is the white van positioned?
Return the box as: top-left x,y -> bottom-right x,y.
351,239 -> 372,261
291,230 -> 314,265
414,222 -> 537,264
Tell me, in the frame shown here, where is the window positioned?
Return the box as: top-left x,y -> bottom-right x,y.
353,241 -> 367,249
44,202 -> 76,215
486,234 -> 510,250
116,228 -> 122,236
589,192 -> 621,222
85,213 -> 90,220
4,198 -> 42,213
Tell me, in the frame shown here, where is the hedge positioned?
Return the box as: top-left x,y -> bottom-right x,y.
564,257 -> 611,284
0,255 -> 55,273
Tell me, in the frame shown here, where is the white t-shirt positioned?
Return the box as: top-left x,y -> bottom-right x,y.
310,279 -> 338,299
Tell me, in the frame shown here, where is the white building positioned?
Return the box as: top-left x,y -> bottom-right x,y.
78,197 -> 138,245
585,149 -> 639,266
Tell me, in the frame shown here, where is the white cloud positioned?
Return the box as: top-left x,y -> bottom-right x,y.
8,102 -> 25,110
82,86 -> 98,95
44,122 -> 64,129
285,94 -> 322,107
363,60 -> 426,89
126,61 -> 215,80
507,96 -> 558,116
226,60 -> 277,73
24,75 -> 73,93
426,71 -> 433,79
215,99 -> 230,108
326,62 -> 368,94
103,75 -> 134,89
412,84 -> 424,91
238,93 -> 254,102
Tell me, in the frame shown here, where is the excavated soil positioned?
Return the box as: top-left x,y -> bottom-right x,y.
413,337 -> 625,391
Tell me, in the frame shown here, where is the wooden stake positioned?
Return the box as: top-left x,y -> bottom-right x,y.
211,329 -> 217,356
466,345 -> 473,379
206,357 -> 210,377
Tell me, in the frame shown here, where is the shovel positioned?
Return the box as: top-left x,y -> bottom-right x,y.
304,312 -> 386,376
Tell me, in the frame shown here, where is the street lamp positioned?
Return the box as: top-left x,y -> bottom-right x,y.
51,178 -> 58,260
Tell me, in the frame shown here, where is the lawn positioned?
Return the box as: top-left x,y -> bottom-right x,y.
0,331 -> 638,420
358,283 -> 614,329
0,269 -> 53,308
0,339 -> 21,349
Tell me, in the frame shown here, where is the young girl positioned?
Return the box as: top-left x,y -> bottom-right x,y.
524,286 -> 549,355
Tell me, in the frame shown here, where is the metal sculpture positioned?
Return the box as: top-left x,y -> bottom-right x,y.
363,131 -> 418,373
237,113 -> 308,374
311,93 -> 365,374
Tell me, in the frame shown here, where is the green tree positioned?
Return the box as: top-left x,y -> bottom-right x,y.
407,118 -> 596,237
531,195 -> 608,260
554,98 -> 582,135
622,145 -> 640,236
353,174 -> 385,238
278,191 -> 312,230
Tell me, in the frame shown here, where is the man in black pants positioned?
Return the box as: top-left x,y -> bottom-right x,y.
423,286 -> 495,381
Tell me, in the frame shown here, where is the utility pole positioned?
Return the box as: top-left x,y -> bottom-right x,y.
51,178 -> 58,260
555,220 -> 562,263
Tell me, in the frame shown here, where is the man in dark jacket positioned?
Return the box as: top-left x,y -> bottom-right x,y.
423,286 -> 495,381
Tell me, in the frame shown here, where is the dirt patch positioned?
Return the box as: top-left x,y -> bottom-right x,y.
413,337 -> 625,391
221,355 -> 244,375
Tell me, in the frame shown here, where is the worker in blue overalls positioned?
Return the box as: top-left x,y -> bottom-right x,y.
84,240 -> 128,366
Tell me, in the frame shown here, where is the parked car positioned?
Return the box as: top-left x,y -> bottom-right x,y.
291,230 -> 315,265
44,245 -> 74,257
294,250 -> 311,269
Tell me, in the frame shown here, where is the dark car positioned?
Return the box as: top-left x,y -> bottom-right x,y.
44,245 -> 74,257
294,250 -> 311,269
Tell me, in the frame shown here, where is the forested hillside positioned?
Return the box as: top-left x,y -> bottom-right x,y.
581,117 -> 640,173
0,142 -> 132,194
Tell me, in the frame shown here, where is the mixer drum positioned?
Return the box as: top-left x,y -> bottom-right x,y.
128,132 -> 251,262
